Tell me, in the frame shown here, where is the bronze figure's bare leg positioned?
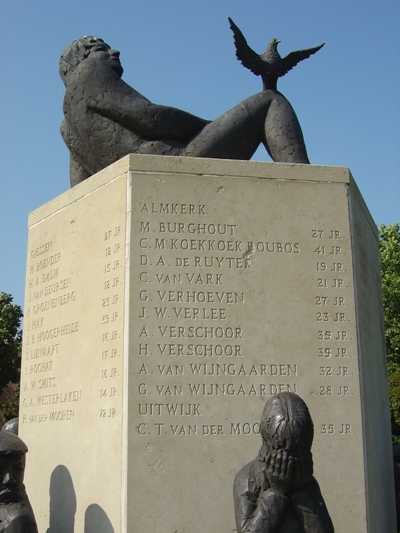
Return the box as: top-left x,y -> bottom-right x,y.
183,91 -> 309,164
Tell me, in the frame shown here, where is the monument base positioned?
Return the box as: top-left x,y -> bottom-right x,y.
20,154 -> 395,532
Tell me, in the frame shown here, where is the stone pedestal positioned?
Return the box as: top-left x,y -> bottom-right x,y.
19,155 -> 395,533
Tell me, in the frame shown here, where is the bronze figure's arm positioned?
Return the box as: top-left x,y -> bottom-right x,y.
81,59 -> 210,142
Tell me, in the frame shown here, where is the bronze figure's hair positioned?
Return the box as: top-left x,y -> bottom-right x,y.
0,430 -> 28,456
59,36 -> 106,85
260,392 -> 314,452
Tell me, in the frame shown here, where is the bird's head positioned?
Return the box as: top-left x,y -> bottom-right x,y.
269,38 -> 281,50
263,38 -> 281,61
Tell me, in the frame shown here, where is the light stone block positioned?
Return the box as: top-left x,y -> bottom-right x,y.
19,154 -> 395,533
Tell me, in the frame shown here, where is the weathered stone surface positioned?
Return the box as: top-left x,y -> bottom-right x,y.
19,155 -> 395,532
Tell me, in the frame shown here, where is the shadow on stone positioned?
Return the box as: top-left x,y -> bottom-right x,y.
84,504 -> 115,533
46,465 -> 113,532
46,465 -> 76,533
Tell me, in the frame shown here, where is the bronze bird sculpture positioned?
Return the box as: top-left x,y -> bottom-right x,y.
228,17 -> 324,91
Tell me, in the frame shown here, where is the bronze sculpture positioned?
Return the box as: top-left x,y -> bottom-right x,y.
0,431 -> 38,533
2,419 -> 18,436
228,18 -> 324,91
60,25 -> 321,187
233,393 -> 334,532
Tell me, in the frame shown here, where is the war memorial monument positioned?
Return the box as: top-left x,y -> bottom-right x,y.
16,20 -> 396,533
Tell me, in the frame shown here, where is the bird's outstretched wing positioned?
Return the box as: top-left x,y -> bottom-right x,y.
281,43 -> 325,76
228,17 -> 267,76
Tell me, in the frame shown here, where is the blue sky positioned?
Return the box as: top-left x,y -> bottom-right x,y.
1,0 -> 399,309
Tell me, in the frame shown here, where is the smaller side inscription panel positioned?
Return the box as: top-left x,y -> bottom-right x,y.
20,176 -> 127,533
128,171 -> 365,533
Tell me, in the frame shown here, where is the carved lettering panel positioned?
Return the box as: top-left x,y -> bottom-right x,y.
20,177 -> 127,530
127,172 -> 364,533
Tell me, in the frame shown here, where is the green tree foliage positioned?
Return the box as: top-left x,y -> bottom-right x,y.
0,292 -> 23,391
379,224 -> 400,442
389,373 -> 400,438
379,223 -> 400,373
0,383 -> 20,421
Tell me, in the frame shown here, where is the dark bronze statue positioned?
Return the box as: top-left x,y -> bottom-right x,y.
0,431 -> 38,532
60,26 -> 319,187
228,18 -> 324,91
233,393 -> 334,532
2,419 -> 19,436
